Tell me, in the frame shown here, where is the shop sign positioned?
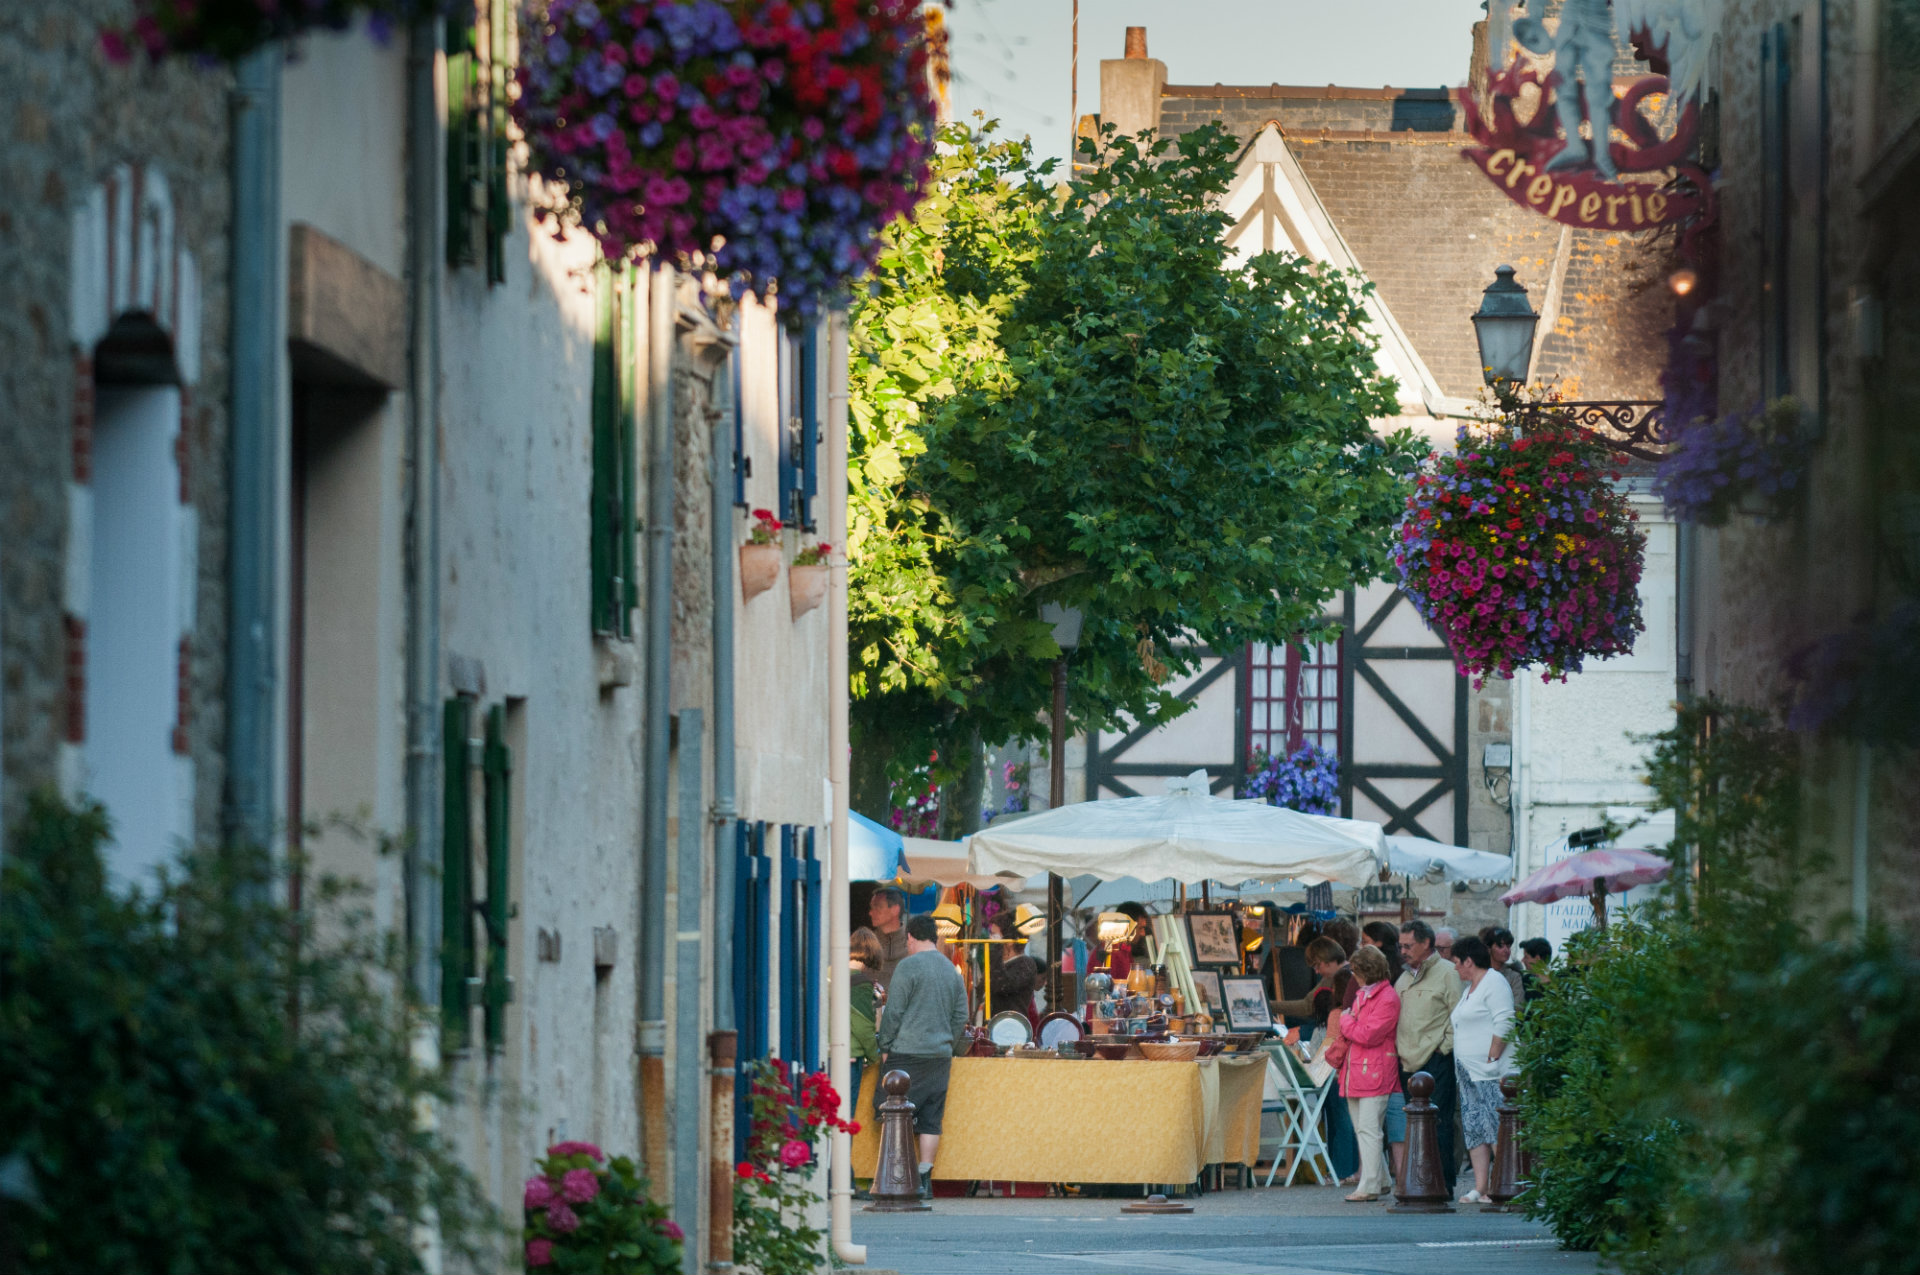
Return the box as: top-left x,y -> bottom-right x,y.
1461,3 -> 1716,238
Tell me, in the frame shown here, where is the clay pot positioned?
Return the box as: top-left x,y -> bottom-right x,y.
789,562 -> 828,620
740,542 -> 781,602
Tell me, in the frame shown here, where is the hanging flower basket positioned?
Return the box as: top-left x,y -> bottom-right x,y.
101,0 -> 443,64
1244,743 -> 1340,816
516,0 -> 938,321
1395,410 -> 1646,685
1653,398 -> 1812,527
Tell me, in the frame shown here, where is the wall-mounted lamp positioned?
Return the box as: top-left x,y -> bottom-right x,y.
1483,740 -> 1513,813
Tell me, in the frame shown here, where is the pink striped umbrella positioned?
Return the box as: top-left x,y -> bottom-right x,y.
1500,847 -> 1672,926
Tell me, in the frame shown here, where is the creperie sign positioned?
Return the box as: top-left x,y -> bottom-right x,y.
1466,147 -> 1692,230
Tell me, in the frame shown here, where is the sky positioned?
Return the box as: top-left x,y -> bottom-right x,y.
943,0 -> 1490,166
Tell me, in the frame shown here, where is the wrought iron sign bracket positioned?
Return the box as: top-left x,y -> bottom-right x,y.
1516,399 -> 1671,463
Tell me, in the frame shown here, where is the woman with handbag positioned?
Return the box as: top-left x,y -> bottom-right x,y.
1336,945 -> 1403,1201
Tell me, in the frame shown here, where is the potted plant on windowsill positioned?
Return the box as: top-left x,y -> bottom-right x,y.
741,509 -> 783,602
789,542 -> 830,620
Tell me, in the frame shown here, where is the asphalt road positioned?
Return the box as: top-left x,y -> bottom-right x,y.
847,1188 -> 1597,1275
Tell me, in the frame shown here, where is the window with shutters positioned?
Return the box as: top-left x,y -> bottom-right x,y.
446,0 -> 513,281
777,324 -> 819,532
590,264 -> 639,638
1246,638 -> 1341,759
442,696 -> 517,1053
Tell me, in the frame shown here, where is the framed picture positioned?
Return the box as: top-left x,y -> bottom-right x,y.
1190,969 -> 1224,1013
1221,976 -> 1273,1033
1185,912 -> 1240,966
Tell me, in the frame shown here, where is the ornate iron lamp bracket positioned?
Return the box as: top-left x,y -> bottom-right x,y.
1515,400 -> 1671,463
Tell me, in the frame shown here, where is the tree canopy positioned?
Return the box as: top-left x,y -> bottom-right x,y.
847,121 -> 1425,790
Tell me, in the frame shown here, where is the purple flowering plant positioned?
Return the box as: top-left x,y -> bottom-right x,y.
100,0 -> 448,64
1244,743 -> 1340,816
1653,398 -> 1811,527
1394,389 -> 1646,685
1786,602 -> 1920,748
522,1140 -> 681,1273
517,0 -> 940,322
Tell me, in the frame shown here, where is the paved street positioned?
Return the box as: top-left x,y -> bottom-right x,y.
850,1189 -> 1596,1275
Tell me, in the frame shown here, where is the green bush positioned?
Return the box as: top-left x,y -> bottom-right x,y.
0,792 -> 493,1274
1513,921 -> 1687,1257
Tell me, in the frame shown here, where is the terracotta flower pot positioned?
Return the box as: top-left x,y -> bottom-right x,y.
789,563 -> 828,620
741,542 -> 782,602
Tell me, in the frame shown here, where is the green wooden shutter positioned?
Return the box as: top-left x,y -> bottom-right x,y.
445,8 -> 479,268
447,0 -> 511,279
591,263 -> 618,634
485,0 -> 512,283
482,703 -> 513,1050
617,270 -> 639,622
441,697 -> 475,1050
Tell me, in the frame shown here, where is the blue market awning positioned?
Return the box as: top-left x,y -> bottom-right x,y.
850,810 -> 907,882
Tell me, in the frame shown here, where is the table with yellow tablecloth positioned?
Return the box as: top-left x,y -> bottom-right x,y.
850,1054 -> 1268,1185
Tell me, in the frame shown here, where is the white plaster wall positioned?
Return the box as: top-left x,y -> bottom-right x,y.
1509,495 -> 1678,940
280,26 -> 409,278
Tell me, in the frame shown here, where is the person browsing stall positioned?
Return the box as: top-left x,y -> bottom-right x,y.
1336,945 -> 1402,1201
1396,920 -> 1463,1192
875,913 -> 968,1198
1450,935 -> 1517,1204
868,886 -> 910,988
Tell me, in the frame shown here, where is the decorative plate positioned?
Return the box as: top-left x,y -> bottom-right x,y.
1036,1012 -> 1084,1051
987,1009 -> 1034,1047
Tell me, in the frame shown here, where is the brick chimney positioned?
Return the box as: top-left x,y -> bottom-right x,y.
1100,26 -> 1165,141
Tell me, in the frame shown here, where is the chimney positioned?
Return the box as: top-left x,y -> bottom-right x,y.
1100,26 -> 1166,142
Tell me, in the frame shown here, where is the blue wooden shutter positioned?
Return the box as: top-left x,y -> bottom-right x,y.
802,827 -> 822,1073
798,324 -> 819,532
779,824 -> 801,1065
733,821 -> 774,1160
732,312 -> 747,508
441,697 -> 476,1050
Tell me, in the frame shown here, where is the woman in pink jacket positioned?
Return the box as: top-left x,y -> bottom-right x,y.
1336,945 -> 1403,1201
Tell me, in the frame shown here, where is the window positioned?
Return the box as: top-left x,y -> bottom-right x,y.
590,264 -> 639,638
447,0 -> 512,281
778,324 -> 819,531
1246,638 -> 1341,760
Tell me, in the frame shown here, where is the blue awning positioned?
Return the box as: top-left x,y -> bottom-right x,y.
850,809 -> 907,882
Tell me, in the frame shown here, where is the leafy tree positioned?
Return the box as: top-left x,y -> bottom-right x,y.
847,121 -> 1423,792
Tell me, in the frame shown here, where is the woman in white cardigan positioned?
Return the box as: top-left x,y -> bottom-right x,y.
1448,934 -> 1516,1204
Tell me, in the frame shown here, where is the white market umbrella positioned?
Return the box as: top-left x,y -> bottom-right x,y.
966,770 -> 1383,887
1386,835 -> 1516,883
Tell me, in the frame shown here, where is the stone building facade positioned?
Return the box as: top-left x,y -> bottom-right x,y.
0,2 -> 232,868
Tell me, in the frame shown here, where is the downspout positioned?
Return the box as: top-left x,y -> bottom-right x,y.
403,18 -> 446,1002
225,46 -> 282,854
1674,522 -> 1694,707
640,265 -> 676,1189
707,318 -> 740,1270
825,310 -> 866,1266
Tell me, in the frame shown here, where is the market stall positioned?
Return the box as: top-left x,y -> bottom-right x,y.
850,1053 -> 1268,1186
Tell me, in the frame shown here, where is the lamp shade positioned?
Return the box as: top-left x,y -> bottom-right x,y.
1013,903 -> 1046,937
1471,264 -> 1539,385
931,902 -> 964,941
1040,603 -> 1084,652
1094,910 -> 1134,943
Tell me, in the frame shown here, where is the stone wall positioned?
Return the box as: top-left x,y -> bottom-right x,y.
0,1 -> 230,842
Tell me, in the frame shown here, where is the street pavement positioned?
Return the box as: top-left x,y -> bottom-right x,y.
848,1186 -> 1596,1275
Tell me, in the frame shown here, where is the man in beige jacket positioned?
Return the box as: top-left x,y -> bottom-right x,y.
1396,919 -> 1463,1190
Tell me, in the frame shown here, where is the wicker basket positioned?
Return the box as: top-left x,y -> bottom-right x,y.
1135,1040 -> 1201,1062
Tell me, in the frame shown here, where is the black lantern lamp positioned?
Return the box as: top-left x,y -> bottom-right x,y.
1468,266 -> 1671,461
1471,265 -> 1540,387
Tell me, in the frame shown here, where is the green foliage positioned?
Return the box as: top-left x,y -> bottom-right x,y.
1512,922 -> 1687,1257
0,791 -> 494,1275
521,1143 -> 680,1273
731,1061 -> 847,1275
847,120 -> 1423,780
1517,700 -> 1920,1274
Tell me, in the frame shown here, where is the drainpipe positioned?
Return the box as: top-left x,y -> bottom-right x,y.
825,310 -> 866,1266
224,45 -> 282,855
707,318 -> 740,1269
674,708 -> 705,1274
1674,522 -> 1695,707
640,265 -> 676,1190
403,19 -> 445,1002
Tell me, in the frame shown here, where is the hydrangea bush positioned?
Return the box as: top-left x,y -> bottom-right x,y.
1653,398 -> 1811,526
734,1060 -> 859,1275
522,1141 -> 681,1273
101,0 -> 447,64
516,0 -> 939,321
1395,402 -> 1646,685
1244,742 -> 1340,816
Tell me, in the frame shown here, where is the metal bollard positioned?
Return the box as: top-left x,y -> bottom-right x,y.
863,1070 -> 930,1213
1389,1072 -> 1456,1213
1483,1075 -> 1523,1212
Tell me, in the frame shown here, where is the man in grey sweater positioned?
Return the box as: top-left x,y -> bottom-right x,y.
875,913 -> 968,1195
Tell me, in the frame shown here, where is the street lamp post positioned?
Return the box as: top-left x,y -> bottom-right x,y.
1040,603 -> 1083,1014
1470,265 -> 1673,462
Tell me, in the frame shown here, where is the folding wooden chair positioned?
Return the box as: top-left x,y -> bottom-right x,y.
1260,1044 -> 1337,1188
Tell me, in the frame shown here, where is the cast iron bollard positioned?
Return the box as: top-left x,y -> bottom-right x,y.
1389,1071 -> 1455,1213
864,1069 -> 931,1213
1483,1075 -> 1523,1212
